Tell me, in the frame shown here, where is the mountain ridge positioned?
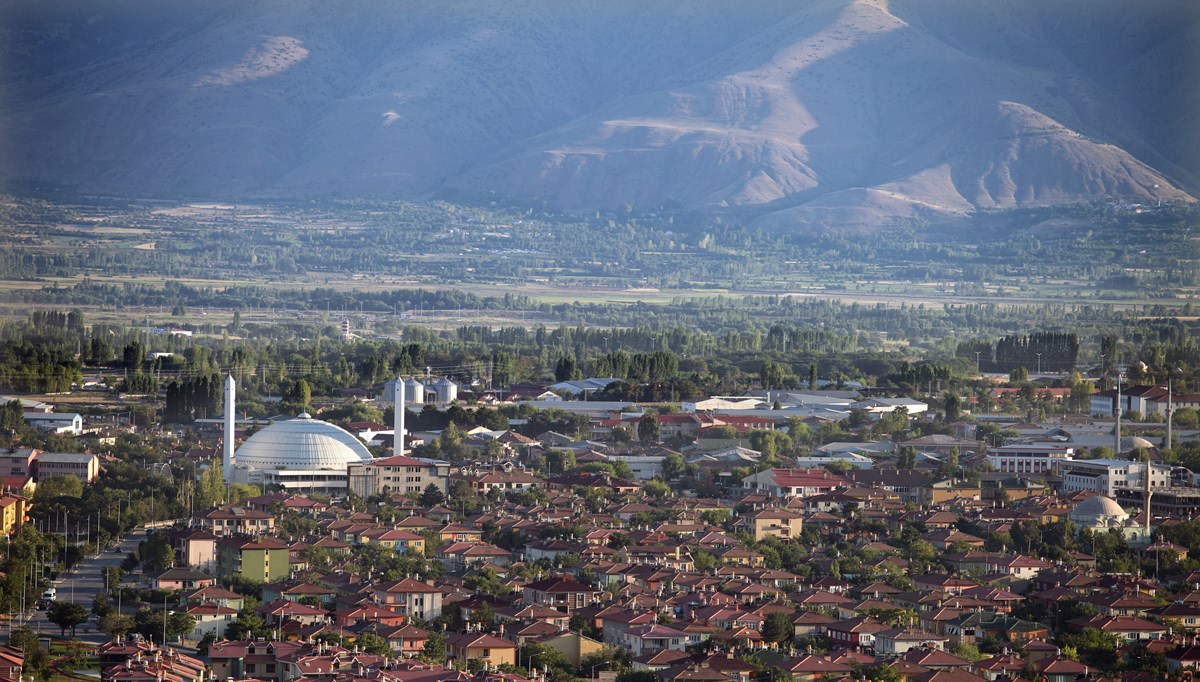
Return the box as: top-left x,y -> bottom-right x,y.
1,0 -> 1196,228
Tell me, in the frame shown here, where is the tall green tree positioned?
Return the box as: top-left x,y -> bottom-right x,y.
637,414 -> 659,445
761,360 -> 786,390
554,355 -> 581,382
661,452 -> 686,480
48,602 -> 90,637
546,449 -> 576,474
944,393 -> 961,422
420,483 -> 445,507
761,611 -> 794,644
283,379 -> 312,408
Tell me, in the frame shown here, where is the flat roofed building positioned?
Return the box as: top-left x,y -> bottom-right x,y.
34,452 -> 99,484
1059,459 -> 1172,497
986,444 -> 1074,474
23,412 -> 83,435
0,448 -> 36,478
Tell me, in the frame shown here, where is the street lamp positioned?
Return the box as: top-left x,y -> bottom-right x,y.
522,650 -> 545,674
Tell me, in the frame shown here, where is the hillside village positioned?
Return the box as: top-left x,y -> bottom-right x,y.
5,375 -> 1200,682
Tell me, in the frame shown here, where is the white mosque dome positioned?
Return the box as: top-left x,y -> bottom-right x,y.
1070,495 -> 1130,528
236,413 -> 374,471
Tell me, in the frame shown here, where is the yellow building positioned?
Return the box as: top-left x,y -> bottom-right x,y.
360,527 -> 426,554
739,509 -> 803,541
921,480 -> 982,506
537,630 -> 605,667
446,632 -> 517,667
0,493 -> 29,535
216,536 -> 290,583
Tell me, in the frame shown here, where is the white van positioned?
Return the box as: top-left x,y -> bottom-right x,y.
41,587 -> 56,601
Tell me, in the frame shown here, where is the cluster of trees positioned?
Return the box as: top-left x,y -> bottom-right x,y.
992,332 -> 1080,373
163,372 -> 222,422
590,350 -> 679,383
0,340 -> 81,392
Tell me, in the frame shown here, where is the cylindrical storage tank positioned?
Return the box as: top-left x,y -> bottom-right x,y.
404,377 -> 426,405
435,378 -> 457,404
381,379 -> 400,403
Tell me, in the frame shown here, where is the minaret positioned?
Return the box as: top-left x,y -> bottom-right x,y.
1114,374 -> 1122,454
223,374 -> 236,486
1145,451 -> 1153,535
1166,379 -> 1174,452
394,376 -> 406,456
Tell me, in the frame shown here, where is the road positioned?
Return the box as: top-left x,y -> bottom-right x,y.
18,527 -> 148,644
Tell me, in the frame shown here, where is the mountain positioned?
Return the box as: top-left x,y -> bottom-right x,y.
1,0 -> 1196,228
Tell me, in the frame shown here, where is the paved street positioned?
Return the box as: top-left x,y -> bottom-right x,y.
17,527 -> 148,644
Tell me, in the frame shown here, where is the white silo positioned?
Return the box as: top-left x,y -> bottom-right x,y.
434,377 -> 458,404
404,377 -> 425,405
380,378 -> 400,403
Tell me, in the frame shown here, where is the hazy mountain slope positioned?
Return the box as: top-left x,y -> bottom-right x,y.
0,0 -> 1195,226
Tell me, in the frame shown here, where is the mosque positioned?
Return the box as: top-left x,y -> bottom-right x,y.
1068,494 -> 1153,546
222,377 -> 374,497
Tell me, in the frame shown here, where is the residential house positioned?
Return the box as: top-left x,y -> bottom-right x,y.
359,527 -> 426,554
144,568 -> 216,591
373,578 -> 443,621
776,654 -> 853,682
347,454 -> 450,498
873,628 -> 949,656
172,529 -> 218,574
622,624 -> 689,656
438,542 -> 513,571
536,630 -> 606,667
196,505 -> 276,537
446,632 -> 517,667
0,493 -> 29,535
741,469 -> 851,498
206,640 -> 303,681
824,617 -> 888,651
0,645 -> 22,682
522,576 -> 602,614
216,536 -> 291,583
738,509 -> 803,542
1065,615 -> 1167,642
